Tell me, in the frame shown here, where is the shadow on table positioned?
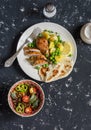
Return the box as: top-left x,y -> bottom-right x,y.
73,26 -> 81,41
72,24 -> 86,44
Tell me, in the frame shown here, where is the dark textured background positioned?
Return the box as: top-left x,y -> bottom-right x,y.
0,0 -> 91,130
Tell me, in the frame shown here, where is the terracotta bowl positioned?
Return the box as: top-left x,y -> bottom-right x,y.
8,79 -> 45,117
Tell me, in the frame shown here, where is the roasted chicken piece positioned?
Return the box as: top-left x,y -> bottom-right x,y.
27,57 -> 36,65
27,54 -> 48,66
23,46 -> 40,52
33,54 -> 48,66
24,51 -> 41,57
23,44 -> 48,66
33,59 -> 48,66
36,55 -> 47,60
23,46 -> 41,56
36,37 -> 49,55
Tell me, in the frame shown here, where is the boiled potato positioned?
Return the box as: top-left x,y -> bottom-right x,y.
49,41 -> 55,49
49,34 -> 58,42
42,31 -> 50,40
57,43 -> 64,51
50,48 -> 56,53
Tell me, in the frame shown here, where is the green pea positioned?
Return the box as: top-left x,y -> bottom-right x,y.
27,43 -> 31,47
54,61 -> 57,64
38,33 -> 42,38
48,30 -> 53,33
54,40 -> 58,45
44,29 -> 47,32
35,66 -> 40,70
28,41 -> 36,48
50,56 -> 53,60
57,35 -> 62,42
44,64 -> 49,67
42,64 -> 49,68
68,54 -> 72,57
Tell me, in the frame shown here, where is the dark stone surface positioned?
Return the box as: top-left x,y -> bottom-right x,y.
0,0 -> 91,130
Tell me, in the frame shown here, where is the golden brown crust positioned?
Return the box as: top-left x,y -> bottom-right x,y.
36,37 -> 49,55
38,58 -> 73,82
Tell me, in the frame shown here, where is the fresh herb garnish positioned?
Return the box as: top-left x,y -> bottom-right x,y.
35,66 -> 40,70
28,40 -> 36,48
42,64 -> 49,68
68,54 -> 72,57
57,35 -> 62,42
38,33 -> 43,38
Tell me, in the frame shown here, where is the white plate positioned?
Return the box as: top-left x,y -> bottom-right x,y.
17,22 -> 77,81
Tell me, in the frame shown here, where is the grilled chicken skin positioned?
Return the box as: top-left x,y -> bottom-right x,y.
36,37 -> 49,55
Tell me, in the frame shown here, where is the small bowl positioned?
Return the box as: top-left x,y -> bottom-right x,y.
8,79 -> 45,117
80,23 -> 91,44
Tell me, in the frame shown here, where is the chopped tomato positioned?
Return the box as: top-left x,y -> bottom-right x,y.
22,95 -> 30,103
25,107 -> 32,114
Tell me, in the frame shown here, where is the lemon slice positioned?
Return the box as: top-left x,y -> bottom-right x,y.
57,43 -> 64,51
62,42 -> 72,56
